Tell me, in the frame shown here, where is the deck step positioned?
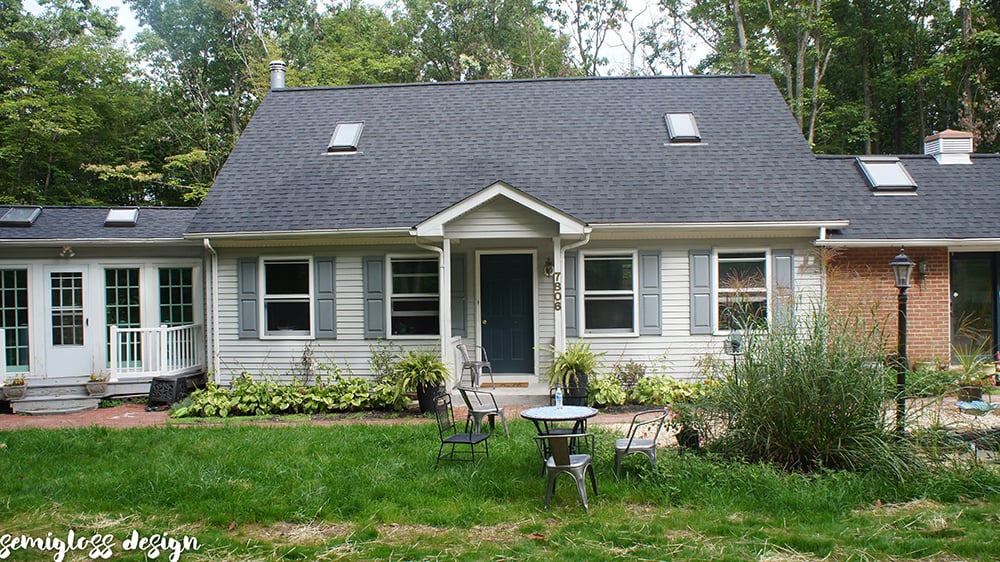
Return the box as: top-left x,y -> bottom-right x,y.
10,396 -> 101,415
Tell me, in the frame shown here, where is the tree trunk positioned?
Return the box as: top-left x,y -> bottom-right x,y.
732,0 -> 749,73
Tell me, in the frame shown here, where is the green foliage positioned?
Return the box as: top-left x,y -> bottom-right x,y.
391,349 -> 449,391
588,373 -> 627,406
542,340 -> 605,387
170,374 -> 407,418
707,307 -> 918,475
629,374 -> 700,406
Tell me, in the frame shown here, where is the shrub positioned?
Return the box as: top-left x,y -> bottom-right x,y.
171,374 -> 408,418
629,375 -> 699,405
588,374 -> 627,407
610,359 -> 646,393
706,307 -> 919,476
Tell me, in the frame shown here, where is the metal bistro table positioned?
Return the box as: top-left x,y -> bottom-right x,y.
520,405 -> 598,436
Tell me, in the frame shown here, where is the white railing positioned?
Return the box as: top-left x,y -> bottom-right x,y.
0,328 -> 6,375
109,324 -> 204,378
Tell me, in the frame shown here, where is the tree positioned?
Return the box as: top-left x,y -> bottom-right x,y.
552,0 -> 628,76
0,0 -> 147,204
397,0 -> 570,81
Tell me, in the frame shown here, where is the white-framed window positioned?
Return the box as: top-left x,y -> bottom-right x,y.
389,257 -> 439,336
716,251 -> 768,331
582,252 -> 637,334
262,258 -> 312,337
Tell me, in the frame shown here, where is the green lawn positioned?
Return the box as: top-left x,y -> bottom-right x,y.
1,420 -> 998,561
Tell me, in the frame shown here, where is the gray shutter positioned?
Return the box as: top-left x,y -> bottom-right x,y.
237,258 -> 259,339
314,257 -> 336,339
689,250 -> 712,335
363,256 -> 386,339
771,249 -> 795,328
451,254 -> 466,337
564,252 -> 579,337
639,250 -> 662,335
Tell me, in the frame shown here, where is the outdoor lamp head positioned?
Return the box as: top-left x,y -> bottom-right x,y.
890,248 -> 915,289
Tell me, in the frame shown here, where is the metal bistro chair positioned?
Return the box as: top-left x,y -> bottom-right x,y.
456,385 -> 508,437
533,432 -> 598,511
456,343 -> 494,388
434,394 -> 490,468
614,408 -> 670,477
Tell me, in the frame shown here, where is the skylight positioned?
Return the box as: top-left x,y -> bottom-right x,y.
0,207 -> 41,227
105,208 -> 139,226
856,157 -> 917,192
328,121 -> 364,152
664,112 -> 701,142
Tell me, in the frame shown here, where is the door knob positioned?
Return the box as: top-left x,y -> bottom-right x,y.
482,320 -> 487,325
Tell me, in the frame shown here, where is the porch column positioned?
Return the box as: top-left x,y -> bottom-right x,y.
440,237 -> 453,372
553,236 -> 564,351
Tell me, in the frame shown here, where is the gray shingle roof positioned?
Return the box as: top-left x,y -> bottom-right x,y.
189,75 -> 853,235
0,206 -> 197,241
821,155 -> 1000,241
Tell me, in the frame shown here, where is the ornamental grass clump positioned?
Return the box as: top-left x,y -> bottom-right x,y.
708,307 -> 919,477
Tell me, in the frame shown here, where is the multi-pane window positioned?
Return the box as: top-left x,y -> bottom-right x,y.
263,260 -> 311,335
390,258 -> 439,336
583,254 -> 635,332
717,252 -> 767,331
0,269 -> 29,372
51,272 -> 84,346
106,268 -> 141,364
159,268 -> 193,326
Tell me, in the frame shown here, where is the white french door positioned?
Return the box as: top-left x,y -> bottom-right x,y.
43,265 -> 94,377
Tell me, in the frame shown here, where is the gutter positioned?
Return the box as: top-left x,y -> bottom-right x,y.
816,238 -> 1000,248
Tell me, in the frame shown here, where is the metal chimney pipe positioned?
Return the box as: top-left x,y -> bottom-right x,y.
269,60 -> 287,90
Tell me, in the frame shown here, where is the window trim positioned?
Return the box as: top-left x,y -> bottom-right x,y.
713,249 -> 770,335
386,253 -> 440,339
259,257 -> 314,340
664,112 -> 702,143
580,250 -> 639,336
328,121 -> 364,153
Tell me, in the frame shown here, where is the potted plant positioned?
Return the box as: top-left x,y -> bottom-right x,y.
543,341 -> 605,406
2,375 -> 26,400
951,329 -> 993,402
393,349 -> 449,413
86,372 -> 109,396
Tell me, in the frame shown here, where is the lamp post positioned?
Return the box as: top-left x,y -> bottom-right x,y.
890,248 -> 915,434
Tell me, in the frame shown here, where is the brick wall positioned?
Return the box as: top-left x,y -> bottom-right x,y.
825,247 -> 951,365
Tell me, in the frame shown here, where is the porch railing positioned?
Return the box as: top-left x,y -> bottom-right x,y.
0,328 -> 6,375
109,324 -> 204,378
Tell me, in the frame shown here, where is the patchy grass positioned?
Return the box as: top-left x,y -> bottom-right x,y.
1,420 -> 999,560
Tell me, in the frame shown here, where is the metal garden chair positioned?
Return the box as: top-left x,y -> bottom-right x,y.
533,432 -> 598,511
434,394 -> 490,468
456,385 -> 508,437
614,408 -> 670,477
456,343 -> 494,388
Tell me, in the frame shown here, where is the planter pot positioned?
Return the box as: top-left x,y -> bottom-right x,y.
86,381 -> 108,396
416,383 -> 446,414
2,385 -> 25,400
563,371 -> 589,406
676,426 -> 701,449
957,385 -> 983,402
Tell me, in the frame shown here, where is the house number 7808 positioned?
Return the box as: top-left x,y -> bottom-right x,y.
552,272 -> 562,311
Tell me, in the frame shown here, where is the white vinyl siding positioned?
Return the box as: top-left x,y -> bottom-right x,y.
445,198 -> 558,239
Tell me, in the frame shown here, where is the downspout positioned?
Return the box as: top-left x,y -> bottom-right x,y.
412,235 -> 453,380
203,238 -> 220,383
554,231 -> 591,351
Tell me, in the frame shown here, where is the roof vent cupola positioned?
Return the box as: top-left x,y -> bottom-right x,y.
923,129 -> 973,165
269,60 -> 287,90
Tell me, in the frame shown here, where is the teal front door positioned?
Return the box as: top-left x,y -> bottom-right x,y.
481,254 -> 534,373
